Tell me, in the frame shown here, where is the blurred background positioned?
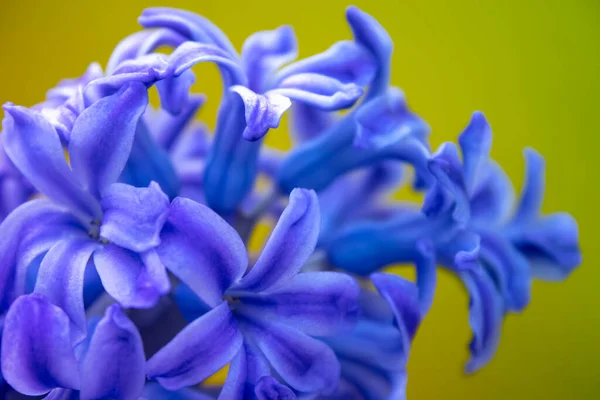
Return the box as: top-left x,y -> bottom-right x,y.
0,0 -> 598,398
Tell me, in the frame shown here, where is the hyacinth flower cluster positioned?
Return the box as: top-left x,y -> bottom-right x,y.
0,5 -> 581,400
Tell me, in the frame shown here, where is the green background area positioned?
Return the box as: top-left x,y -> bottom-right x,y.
1,0 -> 598,398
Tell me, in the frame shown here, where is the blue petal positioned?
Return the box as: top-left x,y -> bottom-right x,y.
93,245 -> 170,309
139,7 -> 239,59
345,6 -> 393,98
271,40 -> 375,87
469,161 -> 515,225
241,25 -> 298,92
230,86 -> 292,141
143,383 -> 215,400
234,189 -> 319,292
100,182 -> 170,253
457,111 -> 492,192
174,282 -> 212,323
150,94 -> 206,151
354,87 -> 430,150
34,238 -> 99,345
156,197 -> 247,306
428,142 -> 470,224
414,239 -> 437,316
106,29 -> 187,74
218,342 -> 272,400
254,376 -> 296,400
1,104 -> 101,219
156,69 -> 197,115
146,302 -> 244,390
1,294 -> 80,395
513,148 -> 545,223
241,318 -> 340,394
270,73 -> 363,110
69,82 -> 149,199
80,305 -> 145,400
237,271 -> 360,336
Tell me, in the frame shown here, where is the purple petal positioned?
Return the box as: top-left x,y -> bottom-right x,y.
271,73 -> 362,110
469,161 -> 515,225
1,104 -> 101,219
461,264 -> 504,373
69,82 -> 149,198
146,302 -> 244,390
0,199 -> 84,309
143,383 -> 215,400
243,319 -> 340,394
106,29 -> 187,74
242,25 -> 298,92
156,69 -> 197,115
371,273 -> 421,358
458,111 -> 492,192
414,239 -> 437,316
254,376 -> 296,400
272,40 -> 375,87
354,87 -> 430,150
513,148 -> 545,222
345,6 -> 393,97
150,94 -> 206,151
93,245 -> 170,309
156,197 -> 247,306
34,238 -> 99,345
428,142 -> 470,224
80,305 -> 145,400
1,294 -> 80,395
231,86 -> 292,141
235,189 -> 319,292
100,182 -> 170,253
237,271 -> 360,336
139,7 -> 238,59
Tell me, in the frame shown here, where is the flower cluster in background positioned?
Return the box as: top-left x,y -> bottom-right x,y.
0,5 -> 581,400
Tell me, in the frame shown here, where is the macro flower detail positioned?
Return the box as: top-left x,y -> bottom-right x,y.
0,4 -> 581,400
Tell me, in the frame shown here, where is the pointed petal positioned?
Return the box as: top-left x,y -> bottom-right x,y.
458,111 -> 492,192
428,142 -> 470,224
290,102 -> 335,143
156,69 -> 197,115
255,376 -> 296,400
100,182 -> 170,253
414,239 -> 437,316
80,305 -> 145,400
272,40 -> 375,87
470,161 -> 515,225
156,197 -> 247,306
235,189 -> 319,292
345,6 -> 393,97
242,25 -> 298,92
1,294 -> 80,395
238,271 -> 359,336
243,319 -> 340,394
146,302 -> 244,390
513,148 -> 545,222
231,86 -> 292,141
69,82 -> 149,198
1,104 -> 100,218
354,87 -> 429,150
93,245 -> 170,309
270,73 -> 363,110
34,238 -> 99,344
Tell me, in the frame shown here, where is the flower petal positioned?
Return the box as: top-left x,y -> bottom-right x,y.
143,383 -> 215,400
1,294 -> 80,395
290,102 -> 335,143
270,73 -> 363,110
93,244 -> 170,309
414,239 -> 437,316
242,25 -> 298,92
80,305 -> 145,400
100,182 -> 170,253
150,94 -> 206,151
1,104 -> 100,219
469,161 -> 515,225
237,271 -> 360,336
146,302 -> 244,390
272,40 -> 375,87
345,6 -> 393,98
156,197 -> 247,306
155,69 -> 197,115
513,147 -> 545,223
242,319 -> 340,394
458,111 -> 492,192
235,189 -> 319,292
218,342 -> 271,400
231,86 -> 292,141
68,82 -> 149,199
254,376 -> 296,400
34,238 -> 99,345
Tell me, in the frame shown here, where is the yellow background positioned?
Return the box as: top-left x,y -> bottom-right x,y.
1,0 -> 598,398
